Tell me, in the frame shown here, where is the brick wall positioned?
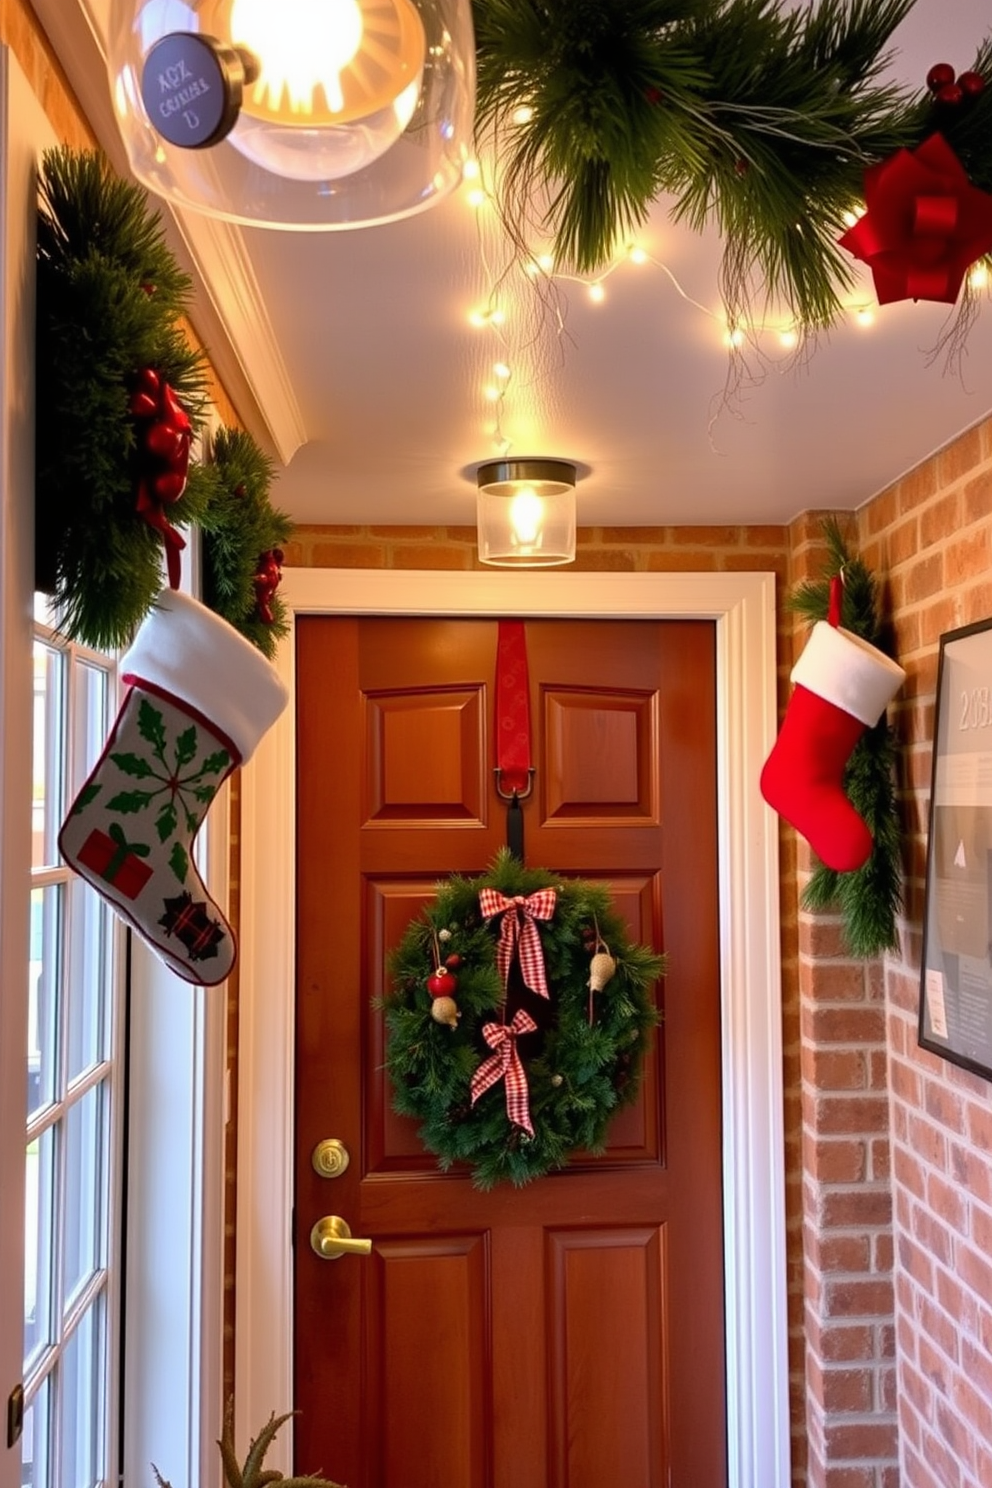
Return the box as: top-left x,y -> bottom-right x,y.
789,514 -> 899,1488
857,416 -> 992,1488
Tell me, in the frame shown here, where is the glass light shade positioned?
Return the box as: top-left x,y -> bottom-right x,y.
107,0 -> 475,229
476,459 -> 577,568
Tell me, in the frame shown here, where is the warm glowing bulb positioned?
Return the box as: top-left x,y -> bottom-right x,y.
969,262 -> 990,290
855,307 -> 874,327
724,326 -> 745,348
629,245 -> 648,264
483,385 -> 500,402
466,187 -> 486,208
218,0 -> 427,181
588,282 -> 605,303
509,489 -> 543,546
489,307 -> 506,325
779,328 -> 799,349
493,362 -> 510,379
512,104 -> 534,125
462,157 -> 481,180
233,0 -> 363,114
537,253 -> 554,273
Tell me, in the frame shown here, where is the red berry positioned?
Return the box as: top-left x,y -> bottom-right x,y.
444,953 -> 462,970
926,62 -> 956,93
958,71 -> 986,98
937,82 -> 964,107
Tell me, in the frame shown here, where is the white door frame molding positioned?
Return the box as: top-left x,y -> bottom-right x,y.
236,566 -> 790,1487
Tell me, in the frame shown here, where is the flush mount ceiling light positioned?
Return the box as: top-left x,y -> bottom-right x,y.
476,458 -> 577,568
107,0 -> 475,229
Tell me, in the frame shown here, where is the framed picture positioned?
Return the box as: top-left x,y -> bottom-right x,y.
919,616 -> 992,1079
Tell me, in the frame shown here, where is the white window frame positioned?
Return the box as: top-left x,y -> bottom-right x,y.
236,565 -> 791,1488
0,47 -> 226,1488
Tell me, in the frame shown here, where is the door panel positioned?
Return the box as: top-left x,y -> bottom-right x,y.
295,617 -> 725,1488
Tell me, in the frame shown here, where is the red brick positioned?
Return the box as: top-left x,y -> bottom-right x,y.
823,1418 -> 899,1459
821,1366 -> 874,1413
805,1007 -> 887,1044
814,1094 -> 891,1135
822,1277 -> 894,1320
820,1188 -> 893,1229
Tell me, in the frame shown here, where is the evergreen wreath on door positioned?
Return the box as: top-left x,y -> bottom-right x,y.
382,850 -> 665,1189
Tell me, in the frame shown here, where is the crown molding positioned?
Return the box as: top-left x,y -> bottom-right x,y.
29,0 -> 306,466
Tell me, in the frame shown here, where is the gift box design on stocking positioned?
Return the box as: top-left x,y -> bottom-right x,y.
59,589 -> 288,985
760,618 -> 906,873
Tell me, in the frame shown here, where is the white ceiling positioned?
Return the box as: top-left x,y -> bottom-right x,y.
47,0 -> 992,528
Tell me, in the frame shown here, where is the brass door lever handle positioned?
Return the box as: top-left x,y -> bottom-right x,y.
309,1215 -> 372,1260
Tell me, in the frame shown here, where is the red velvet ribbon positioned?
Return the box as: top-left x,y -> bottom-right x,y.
495,620 -> 532,794
827,573 -> 844,629
839,134 -> 992,305
130,367 -> 191,589
478,887 -> 556,999
470,1008 -> 538,1135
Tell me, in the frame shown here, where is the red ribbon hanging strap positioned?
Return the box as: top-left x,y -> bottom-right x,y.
495,620 -> 532,796
479,887 -> 556,999
470,1009 -> 538,1135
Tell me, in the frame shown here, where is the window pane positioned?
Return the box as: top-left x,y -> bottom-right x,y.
21,1376 -> 51,1488
71,664 -> 108,796
24,1124 -> 56,1372
63,1085 -> 106,1307
59,1299 -> 105,1488
66,882 -> 112,1082
28,886 -> 62,1120
32,643 -> 64,871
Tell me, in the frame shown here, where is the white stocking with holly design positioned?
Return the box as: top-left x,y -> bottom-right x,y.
59,683 -> 237,984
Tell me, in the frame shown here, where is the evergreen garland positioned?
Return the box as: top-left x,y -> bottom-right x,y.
36,147 -> 211,649
200,427 -> 294,659
382,850 -> 664,1189
788,517 -> 902,957
472,0 -> 992,330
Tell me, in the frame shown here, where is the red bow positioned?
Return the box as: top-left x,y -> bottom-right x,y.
130,367 -> 191,589
470,1009 -> 538,1135
478,887 -> 556,999
839,133 -> 992,305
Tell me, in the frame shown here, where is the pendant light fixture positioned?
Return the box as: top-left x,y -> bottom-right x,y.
107,0 -> 475,229
476,459 -> 577,568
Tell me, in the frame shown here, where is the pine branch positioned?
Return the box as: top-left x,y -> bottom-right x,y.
200,427 -> 294,658
36,148 -> 210,648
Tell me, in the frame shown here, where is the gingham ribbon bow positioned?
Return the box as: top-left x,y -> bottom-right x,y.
478,888 -> 556,999
470,1009 -> 538,1135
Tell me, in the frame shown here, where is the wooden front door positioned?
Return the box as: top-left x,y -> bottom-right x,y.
294,616 -> 725,1488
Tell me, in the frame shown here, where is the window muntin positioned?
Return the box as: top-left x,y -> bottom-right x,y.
24,616 -> 122,1488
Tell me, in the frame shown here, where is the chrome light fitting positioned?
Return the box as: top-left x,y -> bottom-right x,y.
107,0 -> 476,229
476,458 -> 577,568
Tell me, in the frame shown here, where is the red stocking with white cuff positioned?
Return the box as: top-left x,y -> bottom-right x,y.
760,618 -> 905,872
59,589 -> 288,985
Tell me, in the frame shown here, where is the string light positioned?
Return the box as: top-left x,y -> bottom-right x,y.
466,161 -> 920,462
969,261 -> 989,291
